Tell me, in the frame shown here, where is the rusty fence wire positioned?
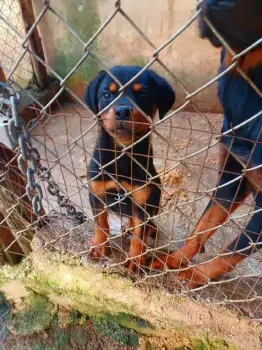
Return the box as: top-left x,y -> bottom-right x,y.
0,0 -> 262,320
0,0 -> 32,86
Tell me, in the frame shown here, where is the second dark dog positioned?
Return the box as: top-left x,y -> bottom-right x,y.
151,0 -> 262,287
85,66 -> 175,272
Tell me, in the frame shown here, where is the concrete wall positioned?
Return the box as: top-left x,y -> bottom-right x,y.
32,0 -> 222,112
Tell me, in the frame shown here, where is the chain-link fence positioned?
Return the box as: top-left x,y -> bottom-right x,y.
0,0 -> 262,321
0,0 -> 32,86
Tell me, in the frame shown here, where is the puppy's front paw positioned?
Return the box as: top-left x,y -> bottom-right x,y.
125,255 -> 146,274
89,234 -> 108,259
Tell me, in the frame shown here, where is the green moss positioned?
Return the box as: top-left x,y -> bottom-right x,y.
30,272 -> 64,297
0,271 -> 8,287
211,339 -> 229,349
55,309 -> 87,328
54,330 -> 71,350
123,55 -> 148,67
0,292 -> 11,340
25,264 -> 135,320
69,310 -> 84,325
0,264 -> 23,287
10,293 -> 56,336
101,313 -> 155,336
53,0 -> 100,84
92,317 -> 139,347
192,341 -> 208,350
90,312 -> 156,346
32,331 -> 70,350
190,337 -> 230,350
146,344 -> 156,350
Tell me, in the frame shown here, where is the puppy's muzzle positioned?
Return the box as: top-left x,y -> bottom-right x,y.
115,106 -> 131,121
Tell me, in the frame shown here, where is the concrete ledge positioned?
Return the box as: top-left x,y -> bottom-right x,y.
0,253 -> 261,349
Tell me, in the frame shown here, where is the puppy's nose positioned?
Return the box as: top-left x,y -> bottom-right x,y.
115,106 -> 131,121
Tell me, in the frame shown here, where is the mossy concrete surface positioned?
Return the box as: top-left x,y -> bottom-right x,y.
0,252 -> 261,349
51,0 -> 100,99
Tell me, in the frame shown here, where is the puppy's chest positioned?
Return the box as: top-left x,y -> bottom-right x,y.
90,154 -> 153,206
91,177 -> 153,210
105,155 -> 148,182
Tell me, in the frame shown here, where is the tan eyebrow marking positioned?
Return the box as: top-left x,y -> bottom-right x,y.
133,83 -> 142,92
108,82 -> 118,93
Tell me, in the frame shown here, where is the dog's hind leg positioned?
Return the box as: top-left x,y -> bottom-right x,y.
175,191 -> 262,288
151,150 -> 250,270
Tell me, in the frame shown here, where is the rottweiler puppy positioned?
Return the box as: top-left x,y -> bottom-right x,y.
85,66 -> 175,272
151,0 -> 262,287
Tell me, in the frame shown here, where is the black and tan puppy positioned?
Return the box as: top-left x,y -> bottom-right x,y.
85,66 -> 175,272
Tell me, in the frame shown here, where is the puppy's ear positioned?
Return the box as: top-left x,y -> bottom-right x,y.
148,70 -> 175,119
84,70 -> 106,114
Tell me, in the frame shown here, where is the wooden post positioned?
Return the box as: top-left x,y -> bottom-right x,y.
0,143 -> 46,264
0,211 -> 24,264
0,66 -> 7,83
18,0 -> 48,89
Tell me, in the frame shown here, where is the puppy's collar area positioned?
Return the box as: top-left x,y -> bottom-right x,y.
114,192 -> 128,205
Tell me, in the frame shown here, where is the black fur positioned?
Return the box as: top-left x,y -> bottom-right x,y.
198,0 -> 262,255
199,0 -> 262,50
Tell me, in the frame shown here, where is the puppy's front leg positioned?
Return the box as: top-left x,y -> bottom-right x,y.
88,181 -> 111,259
126,216 -> 148,272
90,209 -> 109,259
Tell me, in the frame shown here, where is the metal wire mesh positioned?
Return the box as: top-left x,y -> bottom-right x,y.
0,0 -> 262,321
0,0 -> 32,86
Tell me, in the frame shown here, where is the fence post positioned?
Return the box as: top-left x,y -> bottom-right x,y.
0,144 -> 45,264
0,211 -> 24,264
18,0 -> 49,90
0,66 -> 6,83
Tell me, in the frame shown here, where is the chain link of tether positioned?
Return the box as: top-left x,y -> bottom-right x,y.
0,82 -> 87,224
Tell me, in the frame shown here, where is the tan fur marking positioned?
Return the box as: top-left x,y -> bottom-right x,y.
121,181 -> 152,205
246,169 -> 262,193
241,48 -> 262,72
224,48 -> 262,72
127,215 -> 147,270
100,107 -> 116,131
90,180 -> 152,205
133,83 -> 142,92
90,180 -> 117,197
108,82 -> 118,93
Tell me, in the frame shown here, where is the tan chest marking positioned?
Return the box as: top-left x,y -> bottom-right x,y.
90,179 -> 152,205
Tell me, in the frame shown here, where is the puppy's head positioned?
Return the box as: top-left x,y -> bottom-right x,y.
85,66 -> 175,146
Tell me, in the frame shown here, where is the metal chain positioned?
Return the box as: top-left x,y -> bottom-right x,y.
33,147 -> 88,223
0,82 -> 87,223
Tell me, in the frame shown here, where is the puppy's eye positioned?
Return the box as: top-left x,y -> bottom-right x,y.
103,92 -> 111,99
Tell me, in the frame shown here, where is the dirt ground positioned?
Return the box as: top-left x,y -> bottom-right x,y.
31,102 -> 262,319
